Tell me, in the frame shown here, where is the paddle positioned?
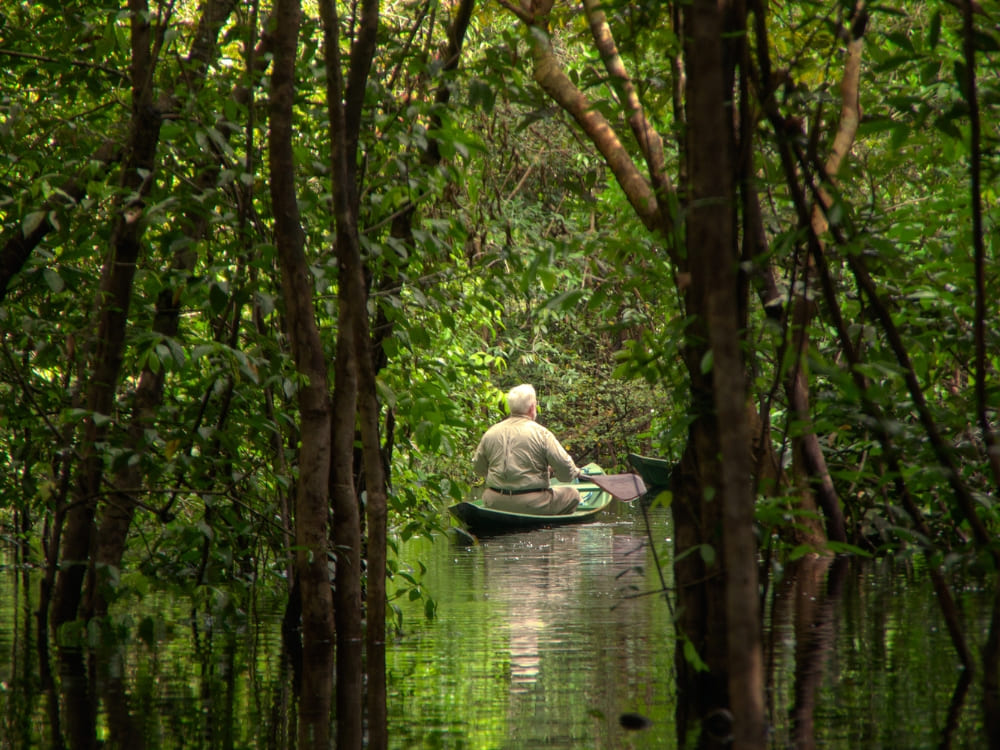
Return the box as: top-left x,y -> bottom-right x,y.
580,472 -> 647,502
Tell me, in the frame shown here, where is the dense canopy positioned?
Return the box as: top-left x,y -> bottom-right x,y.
1,0 -> 998,747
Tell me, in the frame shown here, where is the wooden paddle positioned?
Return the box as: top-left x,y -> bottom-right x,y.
581,472 -> 647,502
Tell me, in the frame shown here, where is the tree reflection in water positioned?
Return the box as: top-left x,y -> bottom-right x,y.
0,524 -> 995,749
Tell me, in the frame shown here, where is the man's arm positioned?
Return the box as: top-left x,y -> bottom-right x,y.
544,430 -> 581,482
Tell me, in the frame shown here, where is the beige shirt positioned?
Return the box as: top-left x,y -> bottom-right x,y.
472,415 -> 581,490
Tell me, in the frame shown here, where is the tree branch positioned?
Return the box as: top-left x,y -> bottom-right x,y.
0,48 -> 128,79
582,0 -> 675,214
522,13 -> 660,232
0,140 -> 120,301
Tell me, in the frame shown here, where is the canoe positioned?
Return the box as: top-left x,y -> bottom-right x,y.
449,473 -> 613,536
627,453 -> 673,491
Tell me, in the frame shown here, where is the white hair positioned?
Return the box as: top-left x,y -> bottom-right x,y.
506,384 -> 537,416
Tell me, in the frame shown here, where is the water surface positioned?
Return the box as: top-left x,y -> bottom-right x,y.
387,510 -> 675,749
0,503 -> 992,748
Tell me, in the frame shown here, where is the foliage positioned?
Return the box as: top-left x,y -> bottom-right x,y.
0,0 -> 996,659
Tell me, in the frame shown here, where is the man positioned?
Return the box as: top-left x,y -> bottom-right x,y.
472,383 -> 584,515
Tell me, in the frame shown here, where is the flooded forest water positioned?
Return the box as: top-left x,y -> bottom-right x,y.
0,503 -> 992,749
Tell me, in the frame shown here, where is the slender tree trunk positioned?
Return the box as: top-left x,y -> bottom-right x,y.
317,0 -> 374,744
687,1 -> 765,746
958,0 -> 1000,491
958,0 -> 1000,735
340,14 -> 382,700
329,306 -> 364,750
787,298 -> 837,545
355,5 -> 475,742
82,0 -> 239,619
269,1 -> 335,747
50,0 -> 162,630
984,581 -> 1000,746
358,313 -> 388,750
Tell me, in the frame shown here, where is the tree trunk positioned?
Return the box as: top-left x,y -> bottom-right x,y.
358,320 -> 388,750
984,580 -> 1000,747
84,0 -> 239,619
50,0 -> 162,630
317,0 -> 376,744
329,314 -> 364,750
352,4 -> 475,743
686,0 -> 764,746
672,410 -> 730,745
269,0 -> 335,746
788,294 -> 839,546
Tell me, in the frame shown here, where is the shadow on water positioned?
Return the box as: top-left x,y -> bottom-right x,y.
0,504 -> 995,749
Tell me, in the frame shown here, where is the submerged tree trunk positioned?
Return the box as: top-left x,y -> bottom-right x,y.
672,412 -> 730,745
984,581 -> 1000,747
50,0 -> 163,630
684,1 -> 764,745
318,0 -> 377,745
83,0 -> 239,620
269,0 -> 335,746
765,555 -> 847,749
329,310 -> 364,750
358,282 -> 389,750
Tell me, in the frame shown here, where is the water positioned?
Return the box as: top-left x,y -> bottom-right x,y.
386,509 -> 675,749
0,504 -> 993,749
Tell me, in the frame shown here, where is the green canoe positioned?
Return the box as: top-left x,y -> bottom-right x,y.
627,453 -> 673,492
449,469 -> 613,536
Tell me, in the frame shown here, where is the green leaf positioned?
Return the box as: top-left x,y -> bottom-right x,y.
43,268 -> 64,292
22,211 -> 46,237
542,289 -> 586,312
698,544 -> 716,566
927,11 -> 941,50
682,635 -> 709,672
209,282 -> 228,315
699,348 -> 713,374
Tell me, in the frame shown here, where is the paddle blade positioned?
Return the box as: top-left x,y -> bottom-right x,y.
586,472 -> 647,502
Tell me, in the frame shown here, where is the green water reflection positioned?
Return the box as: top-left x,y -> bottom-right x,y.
0,503 -> 993,749
387,512 -> 675,749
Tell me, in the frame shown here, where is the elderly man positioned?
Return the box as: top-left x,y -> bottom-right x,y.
472,384 -> 584,515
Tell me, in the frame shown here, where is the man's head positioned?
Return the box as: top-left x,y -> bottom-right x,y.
506,383 -> 537,418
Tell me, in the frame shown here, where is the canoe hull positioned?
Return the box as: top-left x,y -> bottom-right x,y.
627,453 -> 673,491
449,481 -> 612,536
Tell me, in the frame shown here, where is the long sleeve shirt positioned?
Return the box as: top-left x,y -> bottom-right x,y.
472,416 -> 581,490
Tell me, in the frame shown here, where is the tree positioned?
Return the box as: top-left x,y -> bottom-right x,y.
492,0 -> 999,744
686,1 -> 765,745
49,0 -> 236,630
268,0 -> 336,746
2,0 -> 999,744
